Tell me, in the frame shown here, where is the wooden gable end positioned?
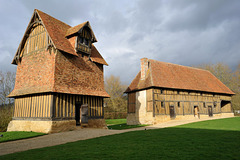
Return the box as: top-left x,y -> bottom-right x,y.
20,24 -> 48,58
12,10 -> 53,65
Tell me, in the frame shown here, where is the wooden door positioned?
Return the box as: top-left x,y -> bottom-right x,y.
208,106 -> 213,117
169,106 -> 175,119
81,104 -> 88,124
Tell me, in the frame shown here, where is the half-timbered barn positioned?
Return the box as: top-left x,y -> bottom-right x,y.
125,58 -> 234,125
7,9 -> 109,133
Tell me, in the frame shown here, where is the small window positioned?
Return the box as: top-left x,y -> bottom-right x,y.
161,102 -> 165,108
214,102 -> 217,108
84,39 -> 89,46
178,102 -> 180,108
79,37 -> 84,43
203,102 -> 206,108
177,91 -> 180,94
160,89 -> 163,94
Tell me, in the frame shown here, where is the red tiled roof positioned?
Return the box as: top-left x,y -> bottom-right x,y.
125,59 -> 235,95
65,21 -> 97,43
90,45 -> 108,66
65,22 -> 88,37
12,9 -> 107,65
8,9 -> 109,98
36,10 -> 78,56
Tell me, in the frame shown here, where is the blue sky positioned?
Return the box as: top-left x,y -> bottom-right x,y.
0,0 -> 240,84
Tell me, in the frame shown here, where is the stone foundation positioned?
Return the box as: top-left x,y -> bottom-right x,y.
127,113 -> 153,125
127,113 -> 235,125
7,120 -> 76,133
88,119 -> 107,129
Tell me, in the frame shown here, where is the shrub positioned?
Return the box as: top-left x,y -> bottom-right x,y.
0,104 -> 13,132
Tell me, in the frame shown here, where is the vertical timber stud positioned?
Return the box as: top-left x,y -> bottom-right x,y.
50,94 -> 56,119
152,89 -> 155,117
102,98 -> 104,118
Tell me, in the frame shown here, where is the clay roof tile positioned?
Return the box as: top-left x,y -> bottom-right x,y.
125,59 -> 235,95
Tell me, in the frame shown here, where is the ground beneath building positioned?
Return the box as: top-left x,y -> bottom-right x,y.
0,115 -> 234,156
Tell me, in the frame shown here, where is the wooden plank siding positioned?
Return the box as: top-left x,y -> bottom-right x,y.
127,92 -> 136,113
14,93 -> 51,118
13,93 -> 104,119
144,88 -> 232,116
20,24 -> 47,59
53,93 -> 104,119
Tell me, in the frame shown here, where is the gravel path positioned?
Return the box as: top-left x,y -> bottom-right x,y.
0,115 -> 234,156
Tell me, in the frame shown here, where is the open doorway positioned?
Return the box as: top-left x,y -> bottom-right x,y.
194,106 -> 200,118
169,105 -> 175,119
75,102 -> 82,126
208,106 -> 213,117
221,100 -> 231,112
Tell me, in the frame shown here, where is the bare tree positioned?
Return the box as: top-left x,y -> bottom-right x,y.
104,75 -> 127,117
195,63 -> 240,110
0,71 -> 15,106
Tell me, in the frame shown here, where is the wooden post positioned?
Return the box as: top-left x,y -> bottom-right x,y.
50,94 -> 56,118
152,89 -> 155,117
102,98 -> 104,118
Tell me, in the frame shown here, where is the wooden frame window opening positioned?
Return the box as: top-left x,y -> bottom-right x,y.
160,89 -> 163,94
161,101 -> 165,108
214,101 -> 217,108
178,102 -> 180,108
128,92 -> 136,113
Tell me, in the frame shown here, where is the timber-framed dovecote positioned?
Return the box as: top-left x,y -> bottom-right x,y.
125,58 -> 235,125
7,9 -> 109,133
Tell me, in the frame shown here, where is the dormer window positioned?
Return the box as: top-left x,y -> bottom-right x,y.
78,36 -> 90,47
84,38 -> 89,46
79,37 -> 83,43
76,27 -> 92,54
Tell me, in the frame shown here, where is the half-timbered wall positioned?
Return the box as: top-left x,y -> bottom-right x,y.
54,93 -> 104,119
14,93 -> 52,118
146,88 -> 232,116
13,93 -> 104,119
20,24 -> 47,58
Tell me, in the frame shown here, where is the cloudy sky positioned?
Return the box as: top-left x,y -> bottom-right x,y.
0,0 -> 240,85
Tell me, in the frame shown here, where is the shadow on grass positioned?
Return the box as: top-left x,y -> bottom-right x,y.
1,127 -> 239,160
107,123 -> 149,130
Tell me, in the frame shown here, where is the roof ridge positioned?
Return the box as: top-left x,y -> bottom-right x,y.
126,58 -> 234,95
149,59 -> 210,72
35,9 -> 72,28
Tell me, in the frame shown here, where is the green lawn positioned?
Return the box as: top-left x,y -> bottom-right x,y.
175,117 -> 240,131
105,119 -> 148,130
105,119 -> 127,125
0,131 -> 45,143
1,117 -> 240,159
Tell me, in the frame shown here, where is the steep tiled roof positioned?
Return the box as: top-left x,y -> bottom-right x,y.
65,22 -> 88,37
36,10 -> 78,56
8,9 -> 109,98
125,59 -> 235,95
90,45 -> 108,65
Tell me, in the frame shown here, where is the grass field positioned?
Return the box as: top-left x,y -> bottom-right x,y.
1,117 -> 239,159
105,118 -> 127,125
105,119 -> 148,130
0,131 -> 45,143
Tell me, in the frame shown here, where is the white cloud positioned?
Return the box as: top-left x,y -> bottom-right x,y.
0,0 -> 240,85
